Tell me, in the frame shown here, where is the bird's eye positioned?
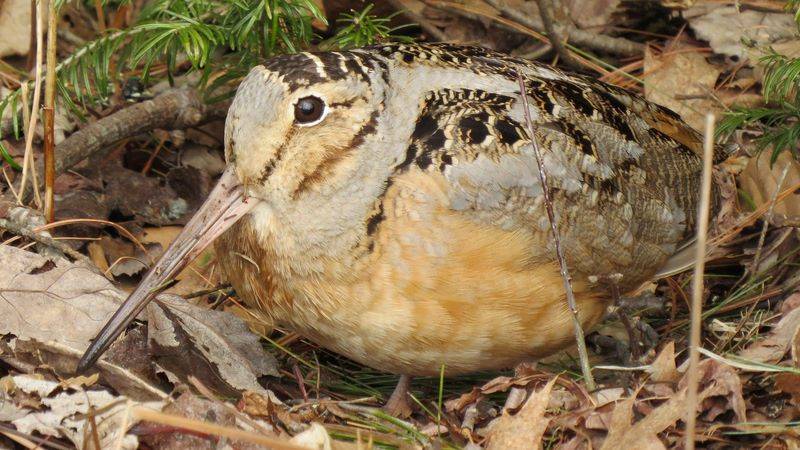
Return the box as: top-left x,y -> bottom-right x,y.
294,96 -> 326,125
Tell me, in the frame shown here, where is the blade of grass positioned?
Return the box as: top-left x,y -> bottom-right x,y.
697,347 -> 800,374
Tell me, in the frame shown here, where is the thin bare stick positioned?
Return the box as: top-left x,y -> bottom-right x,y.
112,401 -> 133,450
18,0 -> 44,208
425,0 -> 609,75
93,0 -> 106,32
485,0 -> 644,57
132,406 -> 309,450
26,0 -> 36,71
386,0 -> 449,41
515,71 -> 595,390
750,164 -> 790,277
0,423 -> 72,450
22,87 -> 41,207
0,217 -> 90,263
534,0 -> 580,68
685,113 -> 715,450
2,161 -> 20,201
43,0 -> 57,222
12,88 -> 225,204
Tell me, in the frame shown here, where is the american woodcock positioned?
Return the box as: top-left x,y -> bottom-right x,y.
79,43 -> 719,413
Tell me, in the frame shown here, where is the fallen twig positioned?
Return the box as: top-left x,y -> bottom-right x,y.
485,0 -> 644,57
426,0 -> 610,75
750,164 -> 791,278
18,0 -> 44,208
387,0 -> 450,41
43,0 -> 58,222
132,406 -> 309,450
0,423 -> 72,450
0,217 -> 91,264
685,114 -> 716,450
516,71 -> 595,390
16,88 -> 229,202
534,0 -> 580,68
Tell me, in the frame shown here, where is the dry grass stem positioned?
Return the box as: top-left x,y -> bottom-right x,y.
131,406 -> 310,450
19,0 -> 44,208
93,0 -> 107,32
0,217 -> 91,263
516,71 -> 596,390
685,113 -> 716,450
0,422 -> 72,450
751,164 -> 790,278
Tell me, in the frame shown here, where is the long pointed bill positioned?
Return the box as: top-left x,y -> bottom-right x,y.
76,166 -> 257,373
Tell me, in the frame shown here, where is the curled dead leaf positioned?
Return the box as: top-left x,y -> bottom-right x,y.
739,291 -> 800,365
643,45 -> 722,131
485,378 -> 556,450
646,341 -> 680,383
7,374 -> 155,450
601,359 -> 745,449
148,294 -> 280,397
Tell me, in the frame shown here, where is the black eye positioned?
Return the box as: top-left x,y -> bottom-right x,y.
294,96 -> 326,124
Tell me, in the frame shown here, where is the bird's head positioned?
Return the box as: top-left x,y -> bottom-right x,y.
227,52 -> 388,205
76,50 -> 401,372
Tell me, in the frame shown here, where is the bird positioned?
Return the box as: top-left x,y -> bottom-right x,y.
78,42 -> 720,415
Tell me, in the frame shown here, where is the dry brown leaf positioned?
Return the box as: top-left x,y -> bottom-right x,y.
0,244 -> 274,401
584,403 -> 616,431
5,338 -> 167,400
739,151 -> 800,218
59,373 -> 99,390
0,244 -> 126,351
148,294 -> 280,397
601,396 -> 639,447
601,359 -> 746,449
98,235 -> 162,278
562,0 -> 621,28
0,0 -> 33,58
647,341 -> 680,383
101,162 -> 192,226
593,388 -> 625,406
87,241 -> 111,277
686,4 -> 796,58
0,244 -> 166,399
139,392 -> 260,450
739,292 -> 800,365
181,144 -> 226,177
681,359 -> 747,422
644,45 -> 722,131
8,374 -> 152,450
485,378 -> 556,450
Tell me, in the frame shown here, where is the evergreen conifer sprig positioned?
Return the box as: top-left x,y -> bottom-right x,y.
718,0 -> 800,162
0,1 -> 401,142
